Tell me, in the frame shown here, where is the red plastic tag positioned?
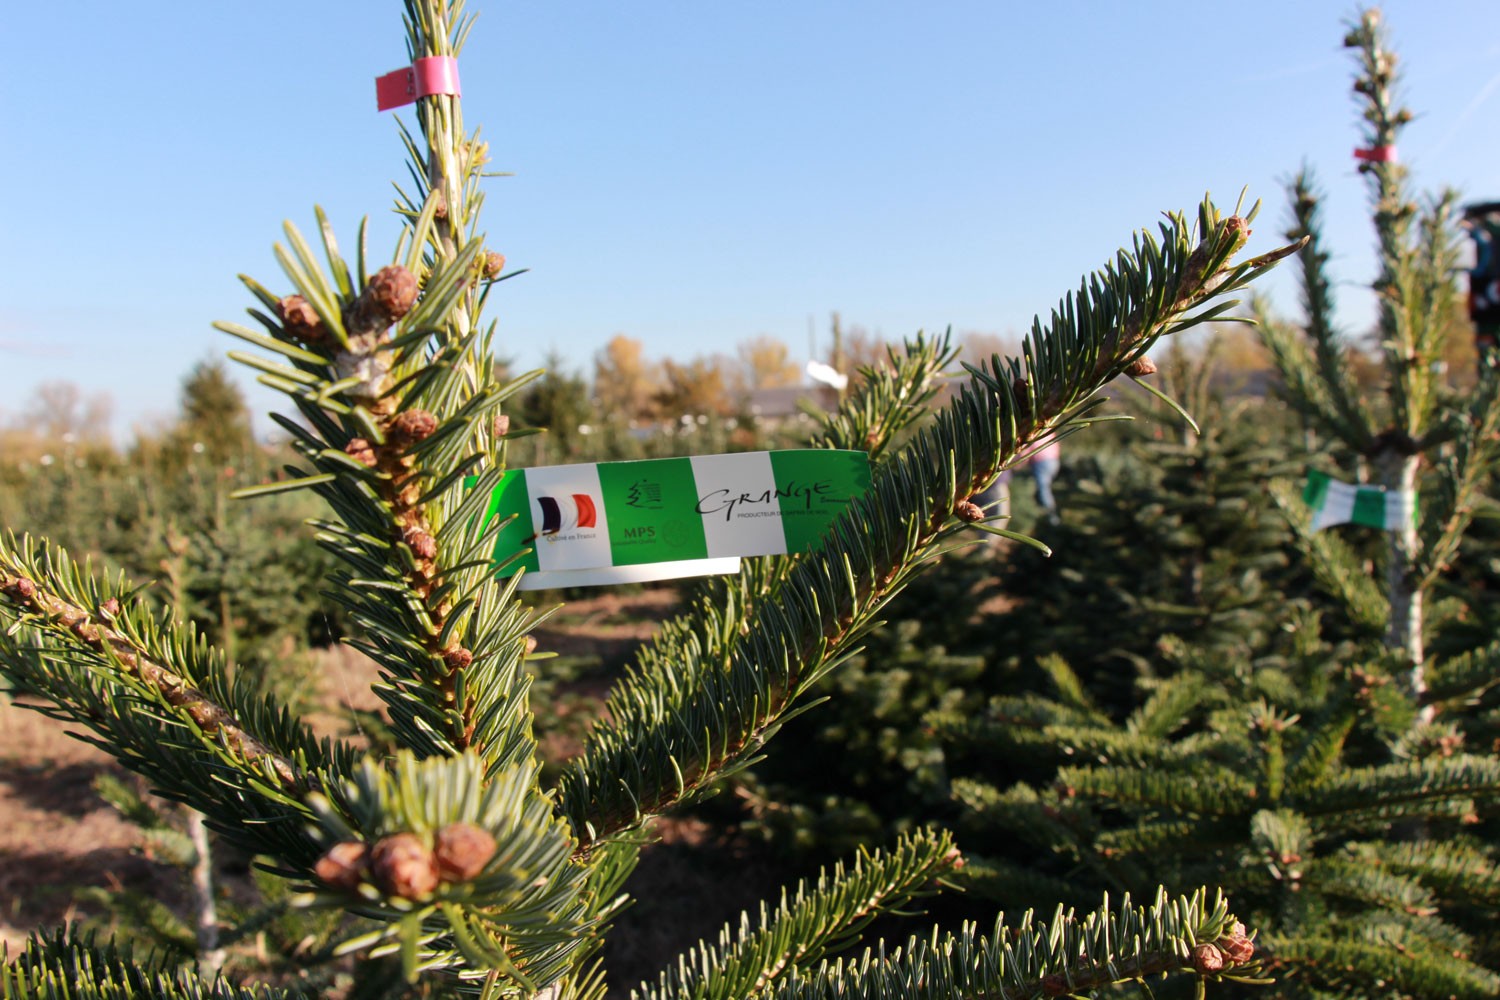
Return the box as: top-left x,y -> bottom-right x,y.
1354,146 -> 1396,163
375,56 -> 461,111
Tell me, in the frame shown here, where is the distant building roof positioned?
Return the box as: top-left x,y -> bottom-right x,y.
747,385 -> 838,419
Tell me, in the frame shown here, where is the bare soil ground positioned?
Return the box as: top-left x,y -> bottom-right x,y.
0,696 -> 174,951
0,585 -> 791,992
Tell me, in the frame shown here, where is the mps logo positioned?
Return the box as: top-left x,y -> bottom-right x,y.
535,493 -> 598,536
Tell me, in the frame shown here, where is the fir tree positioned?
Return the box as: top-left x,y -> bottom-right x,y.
1,2 -> 1295,997
1257,10 -> 1500,714
940,10 -> 1500,997
941,648 -> 1500,998
172,361 -> 256,466
978,339 -> 1308,710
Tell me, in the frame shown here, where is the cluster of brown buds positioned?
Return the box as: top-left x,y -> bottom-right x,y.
1192,921 -> 1256,974
276,264 -> 420,347
314,822 -> 498,899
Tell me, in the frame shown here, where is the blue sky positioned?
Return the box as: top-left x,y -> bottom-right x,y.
2,2 -> 1498,437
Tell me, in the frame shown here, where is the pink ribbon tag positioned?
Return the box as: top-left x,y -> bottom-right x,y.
1354,146 -> 1396,163
375,56 -> 461,111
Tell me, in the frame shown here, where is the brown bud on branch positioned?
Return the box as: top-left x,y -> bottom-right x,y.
1192,942 -> 1226,974
345,438 -> 379,468
1216,922 -> 1255,965
314,841 -> 370,891
278,295 -> 327,344
434,823 -> 497,882
347,265 -> 419,336
1011,376 -> 1032,424
955,500 -> 985,523
4,577 -> 37,600
403,527 -> 438,560
389,409 -> 438,444
370,833 -> 439,899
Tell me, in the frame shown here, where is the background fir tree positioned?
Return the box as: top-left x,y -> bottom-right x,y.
733,330 -> 1318,865
937,10 -> 1500,998
984,335 -> 1310,710
1,1 -> 1295,997
1257,9 -> 1500,710
169,361 -> 257,468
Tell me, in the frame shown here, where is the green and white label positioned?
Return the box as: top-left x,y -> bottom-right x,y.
1303,468 -> 1416,532
480,450 -> 871,589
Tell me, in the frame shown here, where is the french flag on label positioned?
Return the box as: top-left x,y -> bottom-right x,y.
524,465 -> 612,571
536,494 -> 597,534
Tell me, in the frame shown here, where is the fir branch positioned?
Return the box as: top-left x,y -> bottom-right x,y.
1061,764 -> 1258,818
1092,815 -> 1247,861
560,201 -> 1297,850
0,536 -> 352,867
1127,673 -> 1212,741
1339,904 -> 1476,957
1298,754 -> 1500,830
1345,8 -> 1422,434
1283,702 -> 1358,792
231,236 -> 537,769
1034,654 -> 1103,717
950,780 -> 1089,855
949,855 -> 1101,912
626,329 -> 966,756
1415,370 -> 1500,592
1,928 -> 289,1000
1393,190 -> 1466,435
1265,932 -> 1500,1000
1300,857 -> 1439,917
632,830 -> 961,1000
1374,837 -> 1500,908
809,332 -> 959,468
1422,641 -> 1500,705
0,538 -> 299,788
218,0 -> 538,776
303,752 -> 594,989
1255,299 -> 1351,447
758,887 -> 1261,1000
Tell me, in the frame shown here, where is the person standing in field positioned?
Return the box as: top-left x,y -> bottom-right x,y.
1029,436 -> 1061,523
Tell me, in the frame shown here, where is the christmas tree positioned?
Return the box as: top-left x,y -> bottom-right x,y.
2,2 -> 1292,997
941,10 -> 1500,997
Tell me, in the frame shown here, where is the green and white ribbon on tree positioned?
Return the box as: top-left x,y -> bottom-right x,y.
480,450 -> 872,589
1303,467 -> 1417,532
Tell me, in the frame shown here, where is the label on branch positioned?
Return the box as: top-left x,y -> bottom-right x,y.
1303,468 -> 1416,532
480,450 -> 871,590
